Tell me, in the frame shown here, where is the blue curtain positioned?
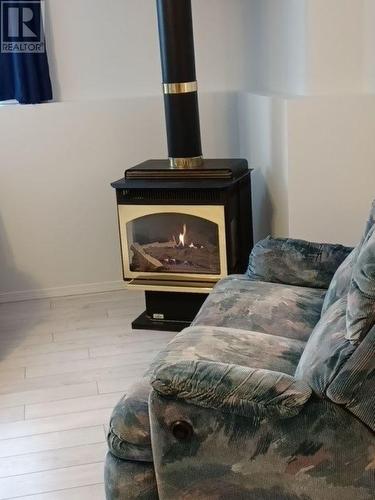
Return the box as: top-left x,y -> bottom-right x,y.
0,0 -> 52,103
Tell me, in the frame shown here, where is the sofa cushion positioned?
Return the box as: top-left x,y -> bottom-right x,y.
248,237 -> 352,289
149,325 -> 306,377
193,275 -> 325,342
295,298 -> 356,397
108,325 -> 306,464
346,225 -> 375,342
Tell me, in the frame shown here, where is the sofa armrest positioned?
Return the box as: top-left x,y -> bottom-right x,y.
248,237 -> 353,289
150,360 -> 312,420
149,389 -> 374,500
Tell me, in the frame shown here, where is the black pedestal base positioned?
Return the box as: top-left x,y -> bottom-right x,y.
132,291 -> 208,332
132,311 -> 191,332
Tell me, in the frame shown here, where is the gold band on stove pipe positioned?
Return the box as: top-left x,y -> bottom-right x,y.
169,156 -> 204,168
163,81 -> 198,95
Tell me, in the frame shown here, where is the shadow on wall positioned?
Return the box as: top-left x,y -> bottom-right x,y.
236,91 -> 276,243
237,89 -> 289,243
0,216 -> 44,361
250,169 -> 274,242
242,0 -> 307,95
200,91 -> 241,157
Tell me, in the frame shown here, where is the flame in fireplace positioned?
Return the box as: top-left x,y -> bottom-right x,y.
173,224 -> 202,249
178,224 -> 187,247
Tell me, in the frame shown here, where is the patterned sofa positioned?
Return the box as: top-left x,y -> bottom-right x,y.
105,202 -> 375,500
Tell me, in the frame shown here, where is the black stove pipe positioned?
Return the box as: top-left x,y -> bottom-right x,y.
156,0 -> 203,168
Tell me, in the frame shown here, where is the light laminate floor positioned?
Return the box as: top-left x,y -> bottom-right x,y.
0,290 -> 175,499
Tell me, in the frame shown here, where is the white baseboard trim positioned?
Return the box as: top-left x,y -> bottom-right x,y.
0,281 -> 126,304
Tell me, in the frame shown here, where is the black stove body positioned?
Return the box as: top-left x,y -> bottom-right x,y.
111,0 -> 253,331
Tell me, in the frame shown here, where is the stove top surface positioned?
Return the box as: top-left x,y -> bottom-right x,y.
122,159 -> 249,182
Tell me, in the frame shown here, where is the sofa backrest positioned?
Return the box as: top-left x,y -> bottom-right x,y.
327,323 -> 374,432
346,225 -> 375,342
248,237 -> 352,290
296,200 -> 375,431
295,296 -> 374,431
321,248 -> 358,315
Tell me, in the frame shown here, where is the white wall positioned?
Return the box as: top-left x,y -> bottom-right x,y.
305,0 -> 366,95
242,0 -> 375,248
285,0 -> 375,245
245,0 -> 307,96
0,93 -> 240,301
287,95 -> 375,246
243,0 -> 370,97
0,0 -> 248,300
238,92 -> 289,241
364,0 -> 375,92
46,0 -> 248,101
2,0 -> 375,299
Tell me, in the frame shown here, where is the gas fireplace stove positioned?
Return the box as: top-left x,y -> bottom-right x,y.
112,0 -> 253,332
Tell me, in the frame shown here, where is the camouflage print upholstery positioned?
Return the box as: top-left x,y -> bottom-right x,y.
106,326 -> 307,464
295,298 -> 355,397
364,199 -> 375,237
151,361 -> 312,419
322,199 -> 375,315
327,324 -> 375,431
105,453 -> 158,500
295,202 -> 375,432
346,226 -> 375,342
295,299 -> 375,431
193,275 -> 325,342
248,237 -> 352,289
321,247 -> 359,315
105,200 -> 375,500
148,325 -> 306,377
149,393 -> 375,500
107,379 -> 152,463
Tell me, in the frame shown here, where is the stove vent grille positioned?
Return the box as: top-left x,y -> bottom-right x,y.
120,189 -> 225,204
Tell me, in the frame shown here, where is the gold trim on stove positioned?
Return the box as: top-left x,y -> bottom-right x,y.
117,204 -> 228,288
169,156 -> 204,168
125,278 -> 215,294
